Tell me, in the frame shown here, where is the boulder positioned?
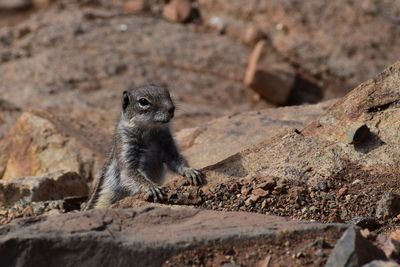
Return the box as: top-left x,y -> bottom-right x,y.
0,109 -> 107,181
0,171 -> 88,207
0,205 -> 348,267
204,62 -> 400,186
175,100 -> 332,168
325,227 -> 386,267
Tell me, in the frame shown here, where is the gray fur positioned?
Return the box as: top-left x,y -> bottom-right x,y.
84,85 -> 203,210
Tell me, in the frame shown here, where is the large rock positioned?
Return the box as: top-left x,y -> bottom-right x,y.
164,61 -> 400,223
0,205 -> 348,267
0,109 -> 107,181
176,100 -> 333,168
204,62 -> 400,185
0,171 -> 88,207
325,227 -> 386,267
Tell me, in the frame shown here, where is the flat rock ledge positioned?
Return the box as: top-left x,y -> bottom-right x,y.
0,205 -> 348,267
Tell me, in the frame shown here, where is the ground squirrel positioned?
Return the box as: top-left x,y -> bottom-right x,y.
84,85 -> 203,209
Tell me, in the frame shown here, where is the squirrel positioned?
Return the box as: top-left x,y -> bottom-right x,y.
84,85 -> 203,210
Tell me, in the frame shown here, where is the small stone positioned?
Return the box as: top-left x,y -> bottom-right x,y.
125,0 -> 148,13
317,181 -> 329,192
244,40 -> 296,105
338,187 -> 349,197
228,182 -> 240,193
208,16 -> 226,34
362,260 -> 400,267
352,179 -> 363,185
245,194 -> 260,206
261,199 -> 267,209
119,24 -> 128,32
257,178 -> 277,191
241,186 -> 251,196
376,192 -> 400,219
241,26 -> 264,46
163,0 -> 192,23
252,188 -> 269,198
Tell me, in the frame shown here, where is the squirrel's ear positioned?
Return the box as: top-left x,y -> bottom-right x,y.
122,91 -> 130,110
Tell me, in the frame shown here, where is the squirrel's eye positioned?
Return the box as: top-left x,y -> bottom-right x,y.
138,98 -> 150,106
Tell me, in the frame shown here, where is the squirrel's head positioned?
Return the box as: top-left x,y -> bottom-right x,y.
120,85 -> 175,127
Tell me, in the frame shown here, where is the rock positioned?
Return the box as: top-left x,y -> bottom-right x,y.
0,0 -> 32,11
362,261 -> 400,267
124,0 -> 148,13
252,188 -> 269,198
175,101 -> 331,168
0,110 -> 106,181
325,227 -> 386,267
203,61 -> 400,191
163,0 -> 192,23
376,192 -> 400,219
338,187 -> 348,197
241,26 -> 264,46
0,205 -> 348,266
244,40 -> 296,105
376,234 -> 400,261
0,171 -> 88,207
208,16 -> 227,34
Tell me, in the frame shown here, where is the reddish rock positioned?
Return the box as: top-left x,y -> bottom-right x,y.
175,101 -> 331,169
0,171 -> 88,207
0,110 -> 106,181
0,206 -> 348,266
252,188 -> 269,198
163,0 -> 192,23
244,40 -> 296,105
241,26 -> 265,46
338,187 -> 349,197
256,177 -> 277,191
124,0 -> 148,13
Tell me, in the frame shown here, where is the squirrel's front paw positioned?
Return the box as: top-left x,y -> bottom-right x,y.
183,168 -> 204,186
144,182 -> 165,202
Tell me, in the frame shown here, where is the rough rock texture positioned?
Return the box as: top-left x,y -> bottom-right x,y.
0,109 -> 107,181
0,171 -> 87,207
363,261 -> 400,267
244,40 -> 296,105
162,62 -> 400,224
202,62 -> 400,186
325,227 -> 386,267
176,100 -> 333,168
0,205 -> 348,267
199,0 -> 400,97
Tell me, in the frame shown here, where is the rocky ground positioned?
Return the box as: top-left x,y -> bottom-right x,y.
1,0 -> 400,266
